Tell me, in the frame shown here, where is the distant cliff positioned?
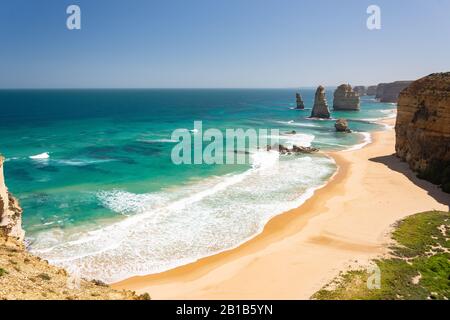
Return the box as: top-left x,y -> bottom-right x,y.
0,155 -> 147,300
366,85 -> 377,96
380,81 -> 413,103
395,72 -> 450,193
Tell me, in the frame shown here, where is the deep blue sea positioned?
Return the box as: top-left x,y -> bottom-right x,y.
0,89 -> 395,282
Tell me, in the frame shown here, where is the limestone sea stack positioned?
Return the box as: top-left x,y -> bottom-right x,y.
310,86 -> 331,118
353,86 -> 366,96
335,119 -> 351,133
333,84 -> 360,110
0,156 -> 25,241
395,72 -> 450,192
366,85 -> 378,96
296,92 -> 305,109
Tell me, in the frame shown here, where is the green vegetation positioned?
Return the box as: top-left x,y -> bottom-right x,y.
313,211 -> 450,300
0,267 -> 8,277
37,273 -> 51,281
418,160 -> 450,193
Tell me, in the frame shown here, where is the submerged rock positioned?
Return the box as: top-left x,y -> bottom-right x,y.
310,86 -> 331,118
333,84 -> 360,111
296,93 -> 305,109
335,119 -> 351,133
268,144 -> 319,154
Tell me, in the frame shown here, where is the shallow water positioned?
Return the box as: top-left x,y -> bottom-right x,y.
0,89 -> 395,282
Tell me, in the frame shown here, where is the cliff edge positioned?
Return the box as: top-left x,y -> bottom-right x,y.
395,72 -> 450,192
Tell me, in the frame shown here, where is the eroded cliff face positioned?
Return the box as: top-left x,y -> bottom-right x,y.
395,72 -> 450,192
0,156 -> 24,241
333,84 -> 360,110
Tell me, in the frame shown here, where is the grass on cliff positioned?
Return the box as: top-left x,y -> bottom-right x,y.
312,211 -> 450,300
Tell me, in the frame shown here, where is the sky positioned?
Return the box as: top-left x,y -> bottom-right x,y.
0,0 -> 449,88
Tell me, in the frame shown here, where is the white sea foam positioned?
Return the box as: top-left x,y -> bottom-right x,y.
343,132 -> 372,152
30,152 -> 50,160
54,159 -> 115,167
30,153 -> 336,283
275,120 -> 320,128
138,138 -> 178,143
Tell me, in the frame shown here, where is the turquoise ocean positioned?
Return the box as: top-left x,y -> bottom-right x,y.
0,89 -> 395,282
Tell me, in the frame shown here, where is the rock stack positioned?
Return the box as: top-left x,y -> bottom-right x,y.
296,93 -> 305,109
395,72 -> 450,192
0,156 -> 24,241
335,119 -> 351,133
353,86 -> 366,96
310,86 -> 331,118
333,84 -> 360,110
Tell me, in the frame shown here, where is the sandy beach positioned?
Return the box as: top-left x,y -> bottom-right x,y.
113,118 -> 450,299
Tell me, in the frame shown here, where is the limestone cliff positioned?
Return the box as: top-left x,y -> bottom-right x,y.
310,86 -> 331,118
0,156 -> 24,241
375,83 -> 387,100
296,92 -> 305,109
333,84 -> 360,111
353,86 -> 366,96
380,81 -> 413,103
366,85 -> 377,96
395,72 -> 450,192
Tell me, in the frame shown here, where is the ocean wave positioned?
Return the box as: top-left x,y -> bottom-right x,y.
138,138 -> 178,143
275,120 -> 320,128
342,132 -> 372,152
30,153 -> 336,283
29,152 -> 50,160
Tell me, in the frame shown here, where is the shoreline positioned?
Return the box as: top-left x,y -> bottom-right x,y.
113,117 -> 449,299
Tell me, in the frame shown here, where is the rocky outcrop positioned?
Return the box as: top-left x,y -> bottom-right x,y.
333,84 -> 360,110
310,86 -> 331,118
366,85 -> 377,96
268,144 -> 319,154
296,93 -> 305,109
335,119 -> 351,133
0,156 -> 24,241
395,72 -> 450,192
353,86 -> 366,96
379,81 -> 413,103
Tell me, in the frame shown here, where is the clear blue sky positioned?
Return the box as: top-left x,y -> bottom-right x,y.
0,0 -> 449,88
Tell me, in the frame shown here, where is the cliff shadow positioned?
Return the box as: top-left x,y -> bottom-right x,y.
370,154 -> 450,209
